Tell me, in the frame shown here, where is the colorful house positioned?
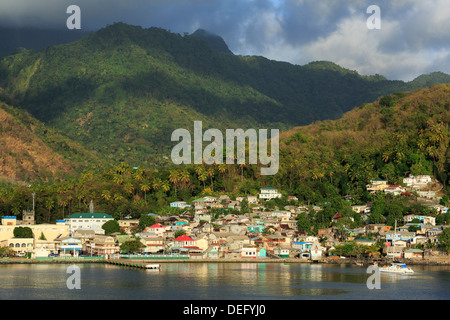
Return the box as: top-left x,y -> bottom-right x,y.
293,241 -> 312,252
170,201 -> 191,209
146,223 -> 166,236
173,235 -> 196,249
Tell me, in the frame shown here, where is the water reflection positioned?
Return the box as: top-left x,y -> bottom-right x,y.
0,263 -> 448,300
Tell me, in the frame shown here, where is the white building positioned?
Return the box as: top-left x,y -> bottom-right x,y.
240,246 -> 257,258
65,213 -> 114,236
259,187 -> 282,200
384,185 -> 406,196
403,174 -> 432,187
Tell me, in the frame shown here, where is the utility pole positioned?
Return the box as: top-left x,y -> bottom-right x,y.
32,193 -> 35,212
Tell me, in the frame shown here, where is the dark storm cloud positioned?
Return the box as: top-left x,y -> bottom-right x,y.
0,0 -> 449,80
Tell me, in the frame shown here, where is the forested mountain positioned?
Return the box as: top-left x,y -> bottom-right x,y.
0,22 -> 449,168
0,89 -> 102,183
275,83 -> 450,204
1,84 -> 448,223
189,29 -> 233,54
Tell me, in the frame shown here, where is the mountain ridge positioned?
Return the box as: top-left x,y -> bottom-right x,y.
1,22 -> 449,168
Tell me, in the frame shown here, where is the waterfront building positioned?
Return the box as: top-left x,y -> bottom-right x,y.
65,213 -> 114,235
173,234 -> 196,249
57,237 -> 83,257
84,235 -> 119,256
0,217 -> 69,242
1,238 -> 34,255
33,240 -> 58,257
140,236 -> 165,253
240,246 -> 257,258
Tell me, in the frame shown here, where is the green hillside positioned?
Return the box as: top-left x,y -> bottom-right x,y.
275,83 -> 450,204
0,89 -> 102,183
1,84 -> 448,224
1,22 -> 449,167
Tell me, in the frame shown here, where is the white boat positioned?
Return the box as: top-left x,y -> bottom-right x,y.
379,262 -> 414,274
378,220 -> 414,274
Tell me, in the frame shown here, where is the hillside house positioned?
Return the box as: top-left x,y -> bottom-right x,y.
170,201 -> 191,209
366,179 -> 388,192
145,223 -> 166,236
403,174 -> 432,187
403,214 -> 436,226
384,185 -> 406,196
259,187 -> 282,200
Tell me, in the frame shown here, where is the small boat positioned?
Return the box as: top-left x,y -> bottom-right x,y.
379,261 -> 414,274
145,264 -> 160,270
355,261 -> 363,266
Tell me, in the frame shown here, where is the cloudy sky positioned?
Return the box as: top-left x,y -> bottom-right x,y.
1,0 -> 449,81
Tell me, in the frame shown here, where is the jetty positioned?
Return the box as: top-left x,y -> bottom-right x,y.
106,259 -> 160,270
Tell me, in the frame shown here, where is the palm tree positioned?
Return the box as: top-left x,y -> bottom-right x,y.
160,180 -> 170,194
123,181 -> 134,196
364,244 -> 381,259
57,195 -> 68,219
152,178 -> 162,191
179,169 -> 191,190
44,198 -> 55,223
196,167 -> 207,189
206,167 -> 215,190
169,169 -> 181,198
101,190 -> 111,201
140,182 -> 151,203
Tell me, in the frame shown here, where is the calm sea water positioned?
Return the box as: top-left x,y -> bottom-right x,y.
0,262 -> 448,300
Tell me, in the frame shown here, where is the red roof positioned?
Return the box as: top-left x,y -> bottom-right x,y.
174,235 -> 195,242
149,223 -> 164,228
332,212 -> 343,220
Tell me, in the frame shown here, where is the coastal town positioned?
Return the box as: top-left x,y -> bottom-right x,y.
1,174 -> 449,265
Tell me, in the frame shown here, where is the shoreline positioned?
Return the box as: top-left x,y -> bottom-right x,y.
1,257 -> 450,266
